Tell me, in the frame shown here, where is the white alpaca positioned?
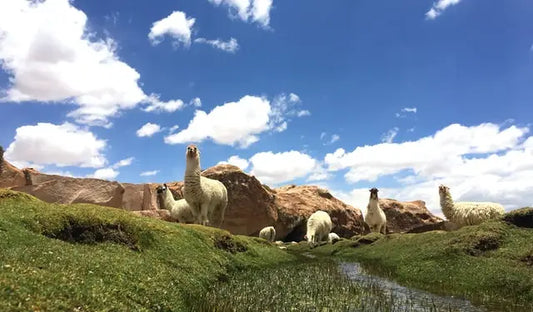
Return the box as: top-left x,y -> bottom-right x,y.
258,226 -> 276,242
156,184 -> 195,223
183,144 -> 228,227
365,188 -> 387,234
328,232 -> 341,243
439,185 -> 504,228
306,210 -> 333,246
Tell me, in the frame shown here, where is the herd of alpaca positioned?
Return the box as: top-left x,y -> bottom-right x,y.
157,144 -> 506,245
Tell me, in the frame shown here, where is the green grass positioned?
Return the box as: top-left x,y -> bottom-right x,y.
299,219 -> 533,312
0,190 -> 296,311
194,258 -> 482,312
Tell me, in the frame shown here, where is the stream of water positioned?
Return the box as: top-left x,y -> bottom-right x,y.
339,262 -> 486,312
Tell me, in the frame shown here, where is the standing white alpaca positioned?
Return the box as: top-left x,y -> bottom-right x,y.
156,184 -> 195,223
258,226 -> 276,242
306,210 -> 333,246
365,188 -> 387,234
439,184 -> 504,228
183,144 -> 228,226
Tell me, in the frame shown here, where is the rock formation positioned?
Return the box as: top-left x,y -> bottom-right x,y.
379,198 -> 443,233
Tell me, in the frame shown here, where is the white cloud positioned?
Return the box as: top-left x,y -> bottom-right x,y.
136,123 -> 162,137
168,125 -> 180,134
140,170 -> 159,177
219,155 -> 250,170
5,122 -> 106,168
190,97 -> 202,107
330,134 -> 340,144
112,157 -> 134,169
249,151 -> 318,184
381,127 -> 399,143
143,94 -> 185,113
148,11 -> 195,47
326,123 -> 529,183
325,123 -> 533,216
90,168 -> 119,180
425,0 -> 462,20
0,0 -> 147,127
208,0 -> 273,28
297,110 -> 311,117
164,93 -> 306,148
194,37 -> 239,53
401,107 -> 417,113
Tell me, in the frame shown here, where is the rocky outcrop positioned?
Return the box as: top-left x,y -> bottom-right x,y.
12,170 -> 125,208
273,185 -> 367,241
379,198 -> 443,233
0,148 -> 26,189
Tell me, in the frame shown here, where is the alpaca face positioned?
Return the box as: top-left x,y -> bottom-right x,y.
438,184 -> 449,195
156,183 -> 168,194
369,188 -> 379,200
186,144 -> 199,159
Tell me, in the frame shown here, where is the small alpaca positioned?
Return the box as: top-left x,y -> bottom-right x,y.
258,226 -> 276,242
183,144 -> 228,226
156,184 -> 195,223
365,188 -> 387,234
306,210 -> 333,246
328,232 -> 341,243
439,184 -> 504,228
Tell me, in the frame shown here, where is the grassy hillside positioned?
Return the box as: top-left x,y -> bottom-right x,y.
298,217 -> 533,311
0,189 -> 296,311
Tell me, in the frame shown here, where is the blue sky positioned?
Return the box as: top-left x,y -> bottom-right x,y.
0,0 -> 532,215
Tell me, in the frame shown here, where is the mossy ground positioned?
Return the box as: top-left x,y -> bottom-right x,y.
0,190 -> 295,311
292,218 -> 533,312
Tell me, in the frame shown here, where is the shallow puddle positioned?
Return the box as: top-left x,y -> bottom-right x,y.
340,262 -> 486,312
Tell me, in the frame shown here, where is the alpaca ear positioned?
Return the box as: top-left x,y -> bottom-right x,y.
164,183 -> 168,188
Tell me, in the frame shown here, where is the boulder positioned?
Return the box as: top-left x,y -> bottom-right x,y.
0,158 -> 26,189
379,198 -> 443,233
122,183 -> 145,211
168,165 -> 278,238
273,185 -> 366,241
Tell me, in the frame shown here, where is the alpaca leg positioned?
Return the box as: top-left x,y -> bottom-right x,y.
200,202 -> 210,226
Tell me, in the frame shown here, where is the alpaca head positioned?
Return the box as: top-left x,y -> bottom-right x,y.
369,187 -> 379,200
438,184 -> 449,196
156,183 -> 168,194
186,144 -> 199,159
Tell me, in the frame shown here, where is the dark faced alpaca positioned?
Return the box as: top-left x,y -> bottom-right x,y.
369,188 -> 379,200
156,183 -> 168,194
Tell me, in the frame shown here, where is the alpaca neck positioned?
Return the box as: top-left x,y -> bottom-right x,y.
368,198 -> 380,211
162,189 -> 176,209
185,157 -> 201,181
440,192 -> 455,220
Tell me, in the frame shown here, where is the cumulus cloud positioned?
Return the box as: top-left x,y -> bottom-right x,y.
381,127 -> 399,143
148,11 -> 195,47
190,97 -> 202,107
143,94 -> 185,113
0,0 -> 148,127
219,155 -> 250,170
297,110 -> 311,117
194,37 -> 239,53
5,122 -> 107,168
325,123 -> 533,216
164,93 -> 306,148
140,170 -> 159,177
249,151 -> 318,184
90,168 -> 119,180
208,0 -> 273,28
426,0 -> 462,20
112,157 -> 134,169
136,123 -> 162,137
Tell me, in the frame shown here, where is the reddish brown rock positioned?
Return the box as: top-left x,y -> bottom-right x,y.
11,170 -> 125,208
167,164 -> 278,238
273,185 -> 366,241
0,157 -> 26,189
122,183 -> 144,211
379,198 -> 443,233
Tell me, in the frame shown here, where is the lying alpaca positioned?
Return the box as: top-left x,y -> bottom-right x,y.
183,144 -> 228,227
365,188 -> 386,234
439,184 -> 504,228
258,226 -> 276,242
156,184 -> 195,223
